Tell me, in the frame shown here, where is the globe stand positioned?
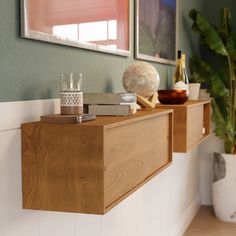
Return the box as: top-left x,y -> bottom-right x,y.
137,92 -> 158,109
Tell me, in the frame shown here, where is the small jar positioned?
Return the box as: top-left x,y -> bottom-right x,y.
60,73 -> 83,115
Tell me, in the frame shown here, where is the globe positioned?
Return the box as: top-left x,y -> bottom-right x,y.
122,62 -> 160,98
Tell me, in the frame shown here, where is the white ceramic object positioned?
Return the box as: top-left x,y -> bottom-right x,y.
199,89 -> 210,100
188,83 -> 200,100
213,153 -> 236,222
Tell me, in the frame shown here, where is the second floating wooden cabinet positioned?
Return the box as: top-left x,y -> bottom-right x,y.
21,109 -> 173,215
156,100 -> 211,153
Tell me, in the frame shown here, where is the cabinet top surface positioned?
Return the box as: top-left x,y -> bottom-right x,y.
156,99 -> 210,109
22,109 -> 172,129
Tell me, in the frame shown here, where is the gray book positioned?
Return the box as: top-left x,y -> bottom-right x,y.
88,104 -> 137,116
83,93 -> 137,105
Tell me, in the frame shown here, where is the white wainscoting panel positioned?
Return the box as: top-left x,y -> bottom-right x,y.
0,99 -> 60,131
76,213 -> 103,236
0,99 -> 202,236
0,129 -> 40,236
199,134 -> 224,205
39,211 -> 76,236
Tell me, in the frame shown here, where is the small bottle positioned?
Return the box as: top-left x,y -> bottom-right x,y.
173,50 -> 189,91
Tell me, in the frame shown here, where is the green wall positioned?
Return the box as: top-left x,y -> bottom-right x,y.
0,0 -> 204,102
203,0 -> 236,28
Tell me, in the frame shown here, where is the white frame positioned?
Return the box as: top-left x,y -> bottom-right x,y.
20,0 -> 131,57
135,0 -> 178,65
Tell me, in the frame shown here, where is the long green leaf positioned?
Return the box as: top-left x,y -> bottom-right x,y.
190,56 -> 231,121
218,8 -> 236,62
212,99 -> 234,153
189,8 -> 236,153
189,56 -> 230,100
219,8 -> 231,36
189,9 -> 228,57
211,99 -> 227,139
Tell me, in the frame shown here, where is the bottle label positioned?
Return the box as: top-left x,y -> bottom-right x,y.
174,81 -> 189,91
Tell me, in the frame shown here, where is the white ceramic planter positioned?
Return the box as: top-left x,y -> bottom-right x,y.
213,153 -> 236,222
188,83 -> 201,100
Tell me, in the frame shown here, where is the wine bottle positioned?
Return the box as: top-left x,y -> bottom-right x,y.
173,50 -> 189,91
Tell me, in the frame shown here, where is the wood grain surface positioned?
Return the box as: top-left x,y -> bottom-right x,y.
104,113 -> 172,209
22,109 -> 173,214
184,206 -> 236,236
22,123 -> 104,214
187,105 -> 204,150
156,100 -> 211,153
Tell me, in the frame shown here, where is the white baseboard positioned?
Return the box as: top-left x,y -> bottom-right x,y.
0,99 -> 60,131
169,196 -> 201,236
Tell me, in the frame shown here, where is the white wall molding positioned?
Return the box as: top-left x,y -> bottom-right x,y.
199,134 -> 224,205
169,196 -> 201,236
0,99 -> 60,132
0,99 -> 202,236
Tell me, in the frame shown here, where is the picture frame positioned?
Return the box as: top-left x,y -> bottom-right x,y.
135,0 -> 178,65
21,0 -> 131,57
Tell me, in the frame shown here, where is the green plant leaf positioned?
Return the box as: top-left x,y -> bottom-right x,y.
219,8 -> 232,36
189,56 -> 231,121
211,99 -> 227,138
225,38 -> 236,61
189,56 -> 230,100
189,8 -> 236,153
212,99 -> 234,153
189,9 -> 228,57
218,8 -> 236,62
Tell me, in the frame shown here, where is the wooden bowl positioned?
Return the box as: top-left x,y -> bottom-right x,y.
158,90 -> 188,104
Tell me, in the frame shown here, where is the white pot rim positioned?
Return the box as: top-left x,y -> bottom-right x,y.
215,152 -> 236,158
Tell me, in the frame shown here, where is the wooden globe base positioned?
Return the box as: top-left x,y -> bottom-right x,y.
137,92 -> 158,109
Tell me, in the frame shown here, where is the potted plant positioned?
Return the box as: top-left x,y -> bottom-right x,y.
189,8 -> 236,222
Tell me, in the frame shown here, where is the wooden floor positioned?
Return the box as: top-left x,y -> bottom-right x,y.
184,206 -> 236,236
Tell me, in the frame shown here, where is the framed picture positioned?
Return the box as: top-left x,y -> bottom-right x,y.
135,0 -> 177,65
21,0 -> 131,57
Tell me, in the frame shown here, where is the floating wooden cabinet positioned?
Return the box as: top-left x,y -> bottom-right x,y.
21,109 -> 173,215
156,100 -> 211,153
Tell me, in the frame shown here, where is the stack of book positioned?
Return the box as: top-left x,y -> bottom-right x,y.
83,93 -> 137,116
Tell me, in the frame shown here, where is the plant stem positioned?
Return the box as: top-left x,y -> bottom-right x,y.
227,55 -> 236,153
232,66 -> 236,154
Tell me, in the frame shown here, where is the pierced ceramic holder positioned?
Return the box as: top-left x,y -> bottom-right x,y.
60,73 -> 83,115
